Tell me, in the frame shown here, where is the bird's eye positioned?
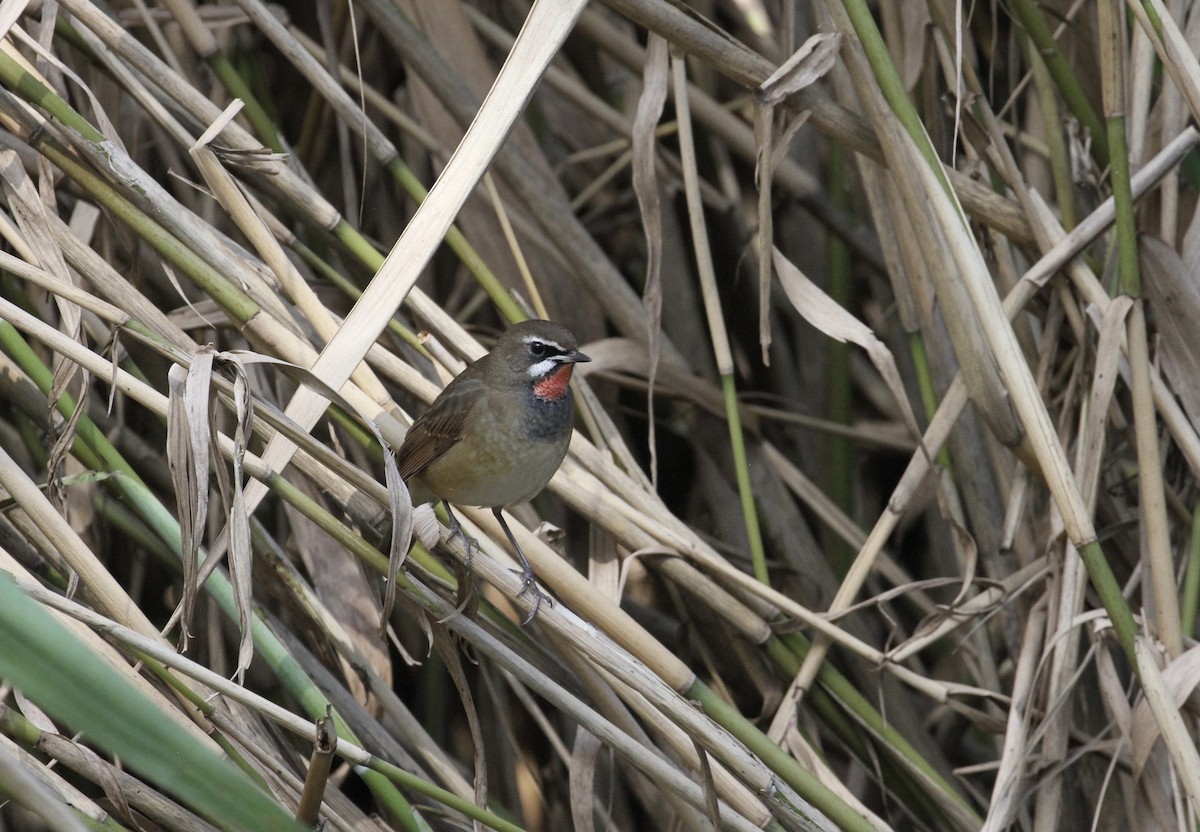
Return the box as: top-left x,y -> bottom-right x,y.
529,341 -> 547,357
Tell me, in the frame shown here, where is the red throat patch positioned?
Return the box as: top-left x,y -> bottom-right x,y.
533,365 -> 574,400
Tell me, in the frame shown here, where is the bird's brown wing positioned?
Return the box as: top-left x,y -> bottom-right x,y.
397,375 -> 486,480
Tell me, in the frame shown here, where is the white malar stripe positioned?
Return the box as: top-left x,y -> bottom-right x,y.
527,358 -> 559,377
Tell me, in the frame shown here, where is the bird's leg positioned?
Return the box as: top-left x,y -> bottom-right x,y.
492,507 -> 551,624
442,503 -> 479,567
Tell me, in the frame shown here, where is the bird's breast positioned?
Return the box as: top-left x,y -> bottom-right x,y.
522,387 -> 573,442
409,389 -> 573,509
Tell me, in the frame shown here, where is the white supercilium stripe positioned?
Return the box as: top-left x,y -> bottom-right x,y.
522,335 -> 564,349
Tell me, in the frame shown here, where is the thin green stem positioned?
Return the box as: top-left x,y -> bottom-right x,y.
838,0 -> 957,198
1078,539 -> 1139,658
722,374 -> 768,583
1027,39 -> 1078,231
1008,0 -> 1110,166
1108,115 -> 1141,297
771,633 -> 978,829
686,679 -> 876,832
207,54 -> 286,153
1183,501 -> 1200,639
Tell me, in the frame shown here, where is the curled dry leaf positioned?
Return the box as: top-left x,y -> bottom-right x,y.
166,345 -> 259,675
411,503 -> 441,552
757,32 -> 842,106
377,430 -> 413,636
166,362 -> 200,648
772,246 -> 923,443
631,33 -> 669,486
224,352 -> 255,682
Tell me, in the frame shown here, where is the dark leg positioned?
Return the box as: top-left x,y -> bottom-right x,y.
492,507 -> 551,624
442,503 -> 478,567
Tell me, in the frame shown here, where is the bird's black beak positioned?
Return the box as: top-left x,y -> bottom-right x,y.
562,349 -> 591,364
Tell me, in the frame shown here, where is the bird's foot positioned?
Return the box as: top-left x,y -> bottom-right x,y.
511,565 -> 552,625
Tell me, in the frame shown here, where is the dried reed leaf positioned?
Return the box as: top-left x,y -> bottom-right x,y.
980,606 -> 1045,832
1141,236 -> 1200,434
1078,296 -> 1132,508
691,738 -> 721,830
431,626 -> 487,813
225,352 -> 255,681
1131,643 -> 1200,778
758,32 -> 841,105
772,246 -> 922,442
166,362 -> 201,646
14,688 -> 57,733
631,33 -> 668,486
578,337 -> 725,418
569,729 -> 601,832
1133,639 -> 1200,817
166,344 -> 261,670
377,432 -> 412,635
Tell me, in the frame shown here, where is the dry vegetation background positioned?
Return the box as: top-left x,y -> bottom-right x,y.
2,0 -> 1200,830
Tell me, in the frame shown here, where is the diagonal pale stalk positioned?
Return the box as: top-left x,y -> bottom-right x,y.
243,0 -> 587,512
1097,0 -> 1181,659
827,0 -> 1140,662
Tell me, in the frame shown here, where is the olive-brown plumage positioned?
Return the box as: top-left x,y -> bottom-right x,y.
398,320 -> 590,620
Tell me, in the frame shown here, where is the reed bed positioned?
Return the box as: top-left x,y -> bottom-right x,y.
0,1 -> 1198,830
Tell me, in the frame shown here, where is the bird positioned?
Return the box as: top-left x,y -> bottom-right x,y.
398,320 -> 590,622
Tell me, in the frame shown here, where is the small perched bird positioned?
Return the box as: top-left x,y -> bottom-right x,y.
398,320 -> 590,621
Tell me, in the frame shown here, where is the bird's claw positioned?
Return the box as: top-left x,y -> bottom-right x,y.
511,566 -> 552,625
